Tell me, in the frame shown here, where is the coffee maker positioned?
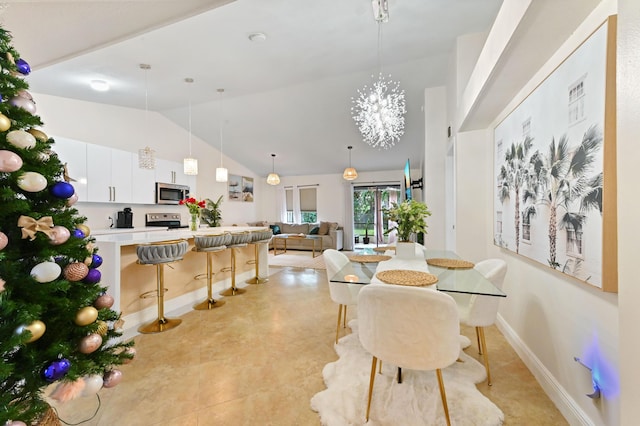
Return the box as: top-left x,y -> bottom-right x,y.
116,207 -> 133,228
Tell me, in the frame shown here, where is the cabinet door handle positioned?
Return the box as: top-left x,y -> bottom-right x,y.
113,186 -> 116,202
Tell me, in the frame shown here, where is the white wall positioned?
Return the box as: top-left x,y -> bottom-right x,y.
33,93 -> 260,229
453,1 -> 620,425
616,0 -> 640,423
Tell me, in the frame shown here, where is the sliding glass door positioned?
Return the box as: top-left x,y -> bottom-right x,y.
353,184 -> 401,247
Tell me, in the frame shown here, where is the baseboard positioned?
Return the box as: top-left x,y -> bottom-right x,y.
120,270 -> 254,341
495,315 -> 593,426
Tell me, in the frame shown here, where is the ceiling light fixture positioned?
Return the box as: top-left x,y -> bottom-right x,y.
183,77 -> 198,176
215,88 -> 228,183
351,0 -> 406,150
343,146 -> 358,181
248,32 -> 267,42
90,79 -> 110,92
137,64 -> 156,170
267,153 -> 280,185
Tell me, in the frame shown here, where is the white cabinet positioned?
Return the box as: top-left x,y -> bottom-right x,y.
86,145 -> 132,203
155,159 -> 191,186
131,153 -> 156,204
51,136 -> 88,202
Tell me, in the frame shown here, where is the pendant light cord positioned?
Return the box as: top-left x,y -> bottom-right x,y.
218,88 -> 225,168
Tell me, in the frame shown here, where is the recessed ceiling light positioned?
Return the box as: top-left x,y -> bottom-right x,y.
248,32 -> 267,42
90,79 -> 110,92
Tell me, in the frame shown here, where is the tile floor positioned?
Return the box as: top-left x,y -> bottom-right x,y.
50,265 -> 567,425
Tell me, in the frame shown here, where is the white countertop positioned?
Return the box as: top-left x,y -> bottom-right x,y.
93,226 -> 268,246
91,227 -> 168,235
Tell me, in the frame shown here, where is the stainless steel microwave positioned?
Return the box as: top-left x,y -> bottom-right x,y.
155,182 -> 190,205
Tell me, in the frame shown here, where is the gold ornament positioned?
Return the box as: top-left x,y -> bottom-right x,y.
6,52 -> 14,64
63,262 -> 89,282
96,320 -> 108,336
74,306 -> 99,326
25,320 -> 46,342
27,128 -> 48,142
76,224 -> 90,237
84,256 -> 93,266
0,113 -> 11,132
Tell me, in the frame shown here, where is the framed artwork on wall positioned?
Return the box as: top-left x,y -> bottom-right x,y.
493,16 -> 617,292
228,174 -> 242,201
242,177 -> 254,202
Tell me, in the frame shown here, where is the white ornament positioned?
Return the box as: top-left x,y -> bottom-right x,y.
6,130 -> 36,150
30,261 -> 61,283
17,171 -> 47,192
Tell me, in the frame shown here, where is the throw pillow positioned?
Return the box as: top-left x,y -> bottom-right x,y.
318,222 -> 329,235
310,226 -> 319,235
269,224 -> 281,235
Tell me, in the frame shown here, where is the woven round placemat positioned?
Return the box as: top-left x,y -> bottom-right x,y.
426,258 -> 475,269
348,254 -> 392,263
376,269 -> 438,287
372,246 -> 394,253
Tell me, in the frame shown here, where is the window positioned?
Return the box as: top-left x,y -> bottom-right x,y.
496,211 -> 503,235
522,214 -> 531,242
299,187 -> 317,223
285,188 -> 294,223
522,118 -> 531,138
568,77 -> 586,125
566,223 -> 584,257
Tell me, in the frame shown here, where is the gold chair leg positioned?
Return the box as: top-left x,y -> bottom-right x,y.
365,356 -> 377,422
343,305 -> 347,328
194,252 -> 226,310
335,304 -> 343,344
436,369 -> 451,426
139,263 -> 182,334
221,248 -> 246,296
246,243 -> 268,284
476,326 -> 482,355
478,326 -> 492,386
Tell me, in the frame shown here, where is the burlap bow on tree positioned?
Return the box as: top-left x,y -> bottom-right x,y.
18,215 -> 54,241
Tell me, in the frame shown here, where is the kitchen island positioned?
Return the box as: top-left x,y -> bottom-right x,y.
94,226 -> 269,339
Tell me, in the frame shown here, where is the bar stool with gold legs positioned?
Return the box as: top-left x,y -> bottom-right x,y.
136,239 -> 189,334
192,232 -> 232,310
246,229 -> 273,285
220,231 -> 252,296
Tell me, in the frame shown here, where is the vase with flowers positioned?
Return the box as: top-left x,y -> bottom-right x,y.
384,199 -> 431,257
179,197 -> 206,231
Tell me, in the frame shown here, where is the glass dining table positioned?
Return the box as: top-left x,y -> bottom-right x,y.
330,249 -> 506,298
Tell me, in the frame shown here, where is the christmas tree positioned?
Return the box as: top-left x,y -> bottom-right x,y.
0,28 -> 133,424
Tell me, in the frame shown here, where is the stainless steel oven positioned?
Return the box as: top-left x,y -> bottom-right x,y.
155,182 -> 190,205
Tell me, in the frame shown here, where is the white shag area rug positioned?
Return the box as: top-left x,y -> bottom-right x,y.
268,252 -> 326,269
311,321 -> 504,426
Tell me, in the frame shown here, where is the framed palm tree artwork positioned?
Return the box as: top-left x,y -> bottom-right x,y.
493,16 -> 617,292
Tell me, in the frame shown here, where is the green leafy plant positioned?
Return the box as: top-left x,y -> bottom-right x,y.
383,200 -> 431,242
200,195 -> 223,227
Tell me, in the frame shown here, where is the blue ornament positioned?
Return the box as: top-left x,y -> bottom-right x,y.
84,268 -> 101,284
91,254 -> 103,268
72,229 -> 85,239
16,58 -> 31,75
43,358 -> 71,382
50,181 -> 75,199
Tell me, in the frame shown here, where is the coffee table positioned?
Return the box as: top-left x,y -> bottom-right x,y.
272,234 -> 323,258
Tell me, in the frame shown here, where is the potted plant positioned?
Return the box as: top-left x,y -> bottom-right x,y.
384,200 -> 431,257
200,195 -> 224,227
362,220 -> 371,244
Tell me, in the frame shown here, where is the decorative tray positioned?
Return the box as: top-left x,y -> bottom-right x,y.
348,254 -> 392,263
426,258 -> 475,269
372,246 -> 395,253
376,269 -> 438,287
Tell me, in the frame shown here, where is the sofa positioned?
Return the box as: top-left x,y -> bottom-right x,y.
247,221 -> 343,251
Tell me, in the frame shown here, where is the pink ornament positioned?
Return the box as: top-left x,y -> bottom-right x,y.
49,226 -> 70,245
63,262 -> 89,282
0,231 -> 8,250
122,347 -> 136,364
0,277 -> 5,293
78,333 -> 102,354
9,95 -> 36,114
102,369 -> 122,388
6,422 -> 27,426
67,192 -> 79,206
0,150 -> 23,172
94,293 -> 114,309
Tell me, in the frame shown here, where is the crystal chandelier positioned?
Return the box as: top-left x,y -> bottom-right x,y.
138,64 -> 156,169
351,0 -> 405,149
183,77 -> 198,175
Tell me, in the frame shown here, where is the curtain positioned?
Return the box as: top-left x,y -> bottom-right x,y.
343,183 -> 355,251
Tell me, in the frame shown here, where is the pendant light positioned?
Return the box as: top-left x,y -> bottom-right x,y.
343,145 -> 358,181
267,153 -> 280,185
215,88 -> 228,182
183,77 -> 198,176
138,64 -> 156,169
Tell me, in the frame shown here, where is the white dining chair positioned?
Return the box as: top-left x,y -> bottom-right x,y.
455,258 -> 507,386
324,249 -> 361,344
358,284 -> 460,425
